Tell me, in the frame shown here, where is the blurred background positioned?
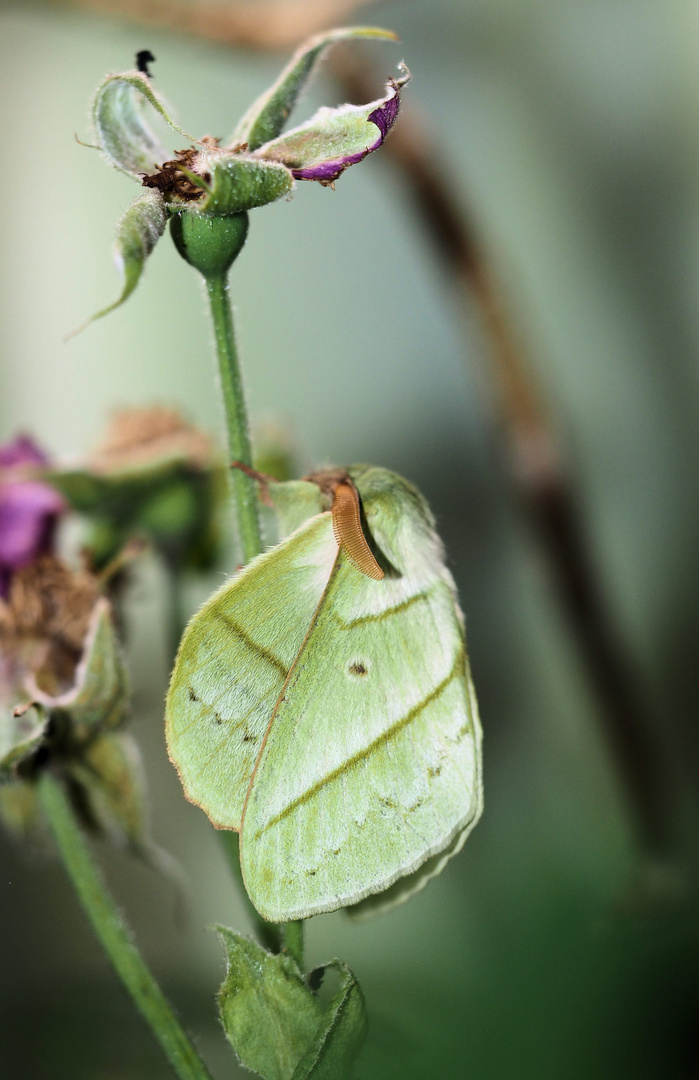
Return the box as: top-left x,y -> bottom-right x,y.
1,1 -> 699,1077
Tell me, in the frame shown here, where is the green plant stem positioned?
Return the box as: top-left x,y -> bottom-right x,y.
206,272 -> 262,564
38,771 -> 214,1080
281,920 -> 304,970
205,269 -> 306,968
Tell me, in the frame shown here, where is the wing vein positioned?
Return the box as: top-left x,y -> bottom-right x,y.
253,647 -> 465,839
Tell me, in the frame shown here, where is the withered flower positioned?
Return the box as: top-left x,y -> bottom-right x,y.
81,27 -> 409,322
0,555 -> 144,850
49,407 -> 224,571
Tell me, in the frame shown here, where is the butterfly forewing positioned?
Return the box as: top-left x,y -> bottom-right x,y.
240,552 -> 482,921
165,513 -> 337,829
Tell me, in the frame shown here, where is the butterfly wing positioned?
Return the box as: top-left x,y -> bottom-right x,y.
240,552 -> 482,921
165,513 -> 337,829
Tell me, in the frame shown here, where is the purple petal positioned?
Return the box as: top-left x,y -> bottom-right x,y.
0,481 -> 65,593
0,434 -> 50,470
291,86 -> 402,184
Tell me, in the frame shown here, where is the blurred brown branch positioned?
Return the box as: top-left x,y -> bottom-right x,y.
47,0 -> 674,853
43,0 -> 373,50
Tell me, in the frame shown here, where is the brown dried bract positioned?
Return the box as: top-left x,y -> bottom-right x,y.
0,555 -> 101,695
89,406 -> 212,473
141,145 -> 214,201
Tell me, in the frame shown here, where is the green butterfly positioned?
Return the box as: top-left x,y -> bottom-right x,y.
166,465 -> 483,922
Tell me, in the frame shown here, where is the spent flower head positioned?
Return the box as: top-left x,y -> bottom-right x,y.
49,407 -> 225,572
0,553 -> 163,863
80,27 -> 409,322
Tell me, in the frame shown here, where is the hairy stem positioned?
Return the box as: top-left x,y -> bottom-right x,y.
206,273 -> 262,565
206,273 -> 307,963
38,771 -> 214,1080
281,920 -> 305,970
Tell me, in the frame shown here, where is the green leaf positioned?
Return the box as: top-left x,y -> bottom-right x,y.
199,154 -> 293,216
231,27 -> 397,152
292,962 -> 367,1080
71,191 -> 167,335
216,928 -> 323,1080
0,702 -> 48,779
92,70 -> 195,176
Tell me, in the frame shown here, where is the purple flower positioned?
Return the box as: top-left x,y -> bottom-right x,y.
0,435 -> 65,596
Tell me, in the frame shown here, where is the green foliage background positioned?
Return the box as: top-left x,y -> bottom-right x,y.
1,1 -> 698,1077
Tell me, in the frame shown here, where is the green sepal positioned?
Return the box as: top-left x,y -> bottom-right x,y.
67,731 -> 146,847
72,191 -> 167,335
0,702 -> 49,780
29,599 -> 128,741
256,67 -> 409,180
291,961 -> 367,1080
216,928 -> 323,1080
231,26 -> 397,151
170,210 -> 248,279
198,154 -> 293,216
92,70 -> 195,176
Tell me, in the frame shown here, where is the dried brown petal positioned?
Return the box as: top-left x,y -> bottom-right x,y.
89,406 -> 213,473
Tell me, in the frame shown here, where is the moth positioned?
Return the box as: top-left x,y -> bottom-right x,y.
166,464 -> 483,922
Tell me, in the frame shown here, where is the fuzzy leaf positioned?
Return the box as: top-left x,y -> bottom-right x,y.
29,599 -> 128,740
231,26 -> 397,152
73,191 -> 167,334
292,962 -> 367,1080
255,68 -> 409,185
198,154 -> 293,216
93,70 -> 195,176
217,928 -> 323,1080
0,702 -> 48,779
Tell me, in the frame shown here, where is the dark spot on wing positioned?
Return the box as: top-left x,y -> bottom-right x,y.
188,686 -> 198,702
349,661 -> 368,676
214,712 -> 222,725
